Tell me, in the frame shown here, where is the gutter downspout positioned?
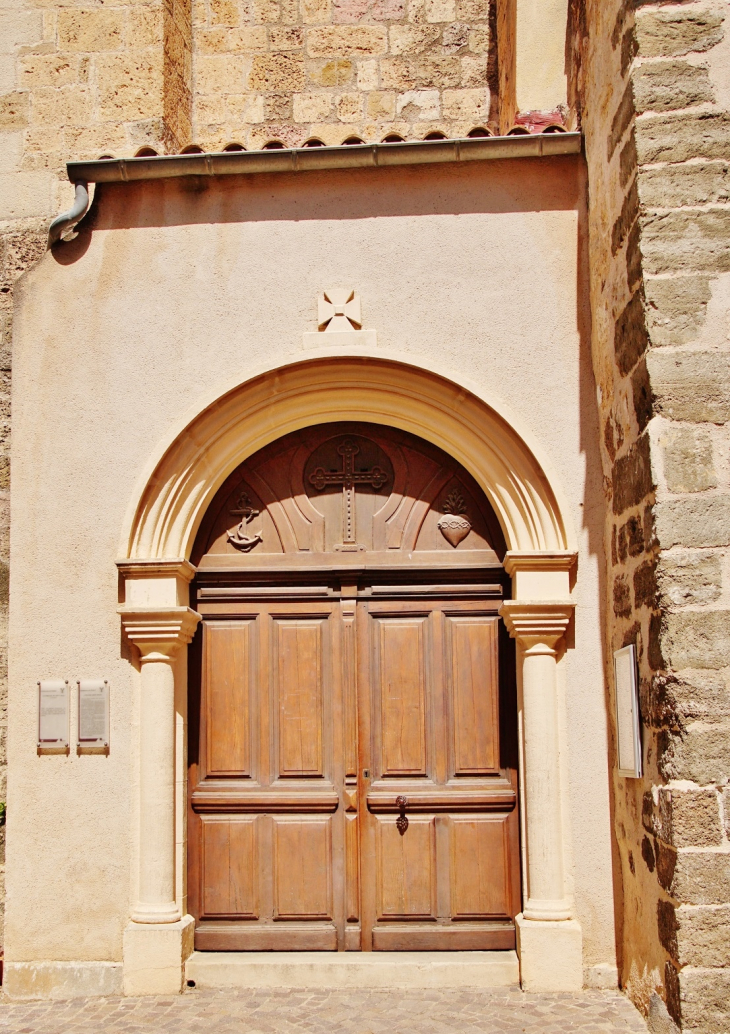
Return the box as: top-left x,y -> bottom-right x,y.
47,182 -> 90,249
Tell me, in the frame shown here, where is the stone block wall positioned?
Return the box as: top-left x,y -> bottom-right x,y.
191,0 -> 494,149
573,0 -> 730,1030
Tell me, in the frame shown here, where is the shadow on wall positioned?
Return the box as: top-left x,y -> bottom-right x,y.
52,154 -> 584,267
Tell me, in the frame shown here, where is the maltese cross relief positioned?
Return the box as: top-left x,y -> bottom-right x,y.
317,289 -> 362,333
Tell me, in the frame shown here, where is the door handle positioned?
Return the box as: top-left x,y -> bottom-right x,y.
396,795 -> 408,835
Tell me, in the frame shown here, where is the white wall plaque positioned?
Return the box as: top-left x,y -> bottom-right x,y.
614,644 -> 642,778
38,680 -> 69,747
78,680 -> 109,748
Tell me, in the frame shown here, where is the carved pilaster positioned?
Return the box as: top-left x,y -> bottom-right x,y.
500,599 -> 574,923
120,606 -> 200,924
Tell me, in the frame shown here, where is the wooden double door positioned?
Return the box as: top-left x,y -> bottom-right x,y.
188,580 -> 521,951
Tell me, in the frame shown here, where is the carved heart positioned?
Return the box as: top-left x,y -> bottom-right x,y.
438,513 -> 471,547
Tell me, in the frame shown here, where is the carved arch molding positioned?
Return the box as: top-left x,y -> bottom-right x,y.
192,422 -> 507,569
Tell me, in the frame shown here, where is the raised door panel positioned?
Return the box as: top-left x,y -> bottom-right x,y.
273,617 -> 326,778
374,615 -> 428,777
201,817 -> 258,919
273,818 -> 333,920
446,614 -> 499,775
450,817 -> 512,919
375,816 -> 436,919
205,620 -> 254,777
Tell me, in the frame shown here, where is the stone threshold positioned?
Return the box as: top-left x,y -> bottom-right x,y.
185,950 -> 520,990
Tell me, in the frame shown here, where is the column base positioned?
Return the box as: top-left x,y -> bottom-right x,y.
516,914 -> 583,992
123,915 -> 195,995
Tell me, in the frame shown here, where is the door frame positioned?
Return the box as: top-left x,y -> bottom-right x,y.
116,354 -> 583,992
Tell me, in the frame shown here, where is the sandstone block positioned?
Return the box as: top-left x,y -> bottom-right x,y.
31,84 -> 91,126
442,87 -> 486,119
209,0 -> 240,25
0,172 -> 51,220
357,59 -> 378,90
196,54 -> 247,94
660,425 -> 717,494
636,112 -> 730,165
307,25 -> 387,56
425,0 -> 454,21
196,27 -> 268,54
636,9 -> 724,59
128,7 -> 163,49
293,91 -> 331,121
335,91 -> 362,120
372,0 -> 405,18
680,966 -> 730,1034
301,0 -> 332,22
254,0 -> 281,22
366,90 -> 394,119
467,26 -> 489,53
673,851 -> 730,905
614,291 -> 648,376
58,9 -> 125,52
639,163 -> 730,210
19,54 -> 80,89
333,0 -> 369,22
664,611 -> 730,670
308,58 -> 354,85
666,669 -> 730,720
644,275 -> 711,347
442,23 -> 467,52
0,92 -> 29,132
389,25 -> 439,55
657,551 -> 721,607
460,56 -> 486,88
633,59 -> 714,114
250,53 -> 306,90
672,790 -> 723,849
662,721 -> 730,784
396,89 -> 438,119
647,349 -> 730,423
641,209 -> 730,276
380,55 -> 460,89
676,905 -> 730,967
0,10 -> 42,51
456,0 -> 488,18
96,53 -> 165,120
264,93 -> 293,119
270,27 -> 305,50
282,0 -> 299,25
612,433 -> 653,516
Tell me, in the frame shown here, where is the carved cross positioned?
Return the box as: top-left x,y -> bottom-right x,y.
308,438 -> 389,548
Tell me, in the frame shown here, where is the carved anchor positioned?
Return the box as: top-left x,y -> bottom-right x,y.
396,795 -> 409,836
227,491 -> 263,552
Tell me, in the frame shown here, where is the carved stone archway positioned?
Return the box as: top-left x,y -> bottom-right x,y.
116,356 -> 581,994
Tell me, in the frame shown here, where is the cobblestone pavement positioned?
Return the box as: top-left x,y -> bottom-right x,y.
0,987 -> 648,1033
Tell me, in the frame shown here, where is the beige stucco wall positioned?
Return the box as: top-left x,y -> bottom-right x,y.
7,155 -> 615,977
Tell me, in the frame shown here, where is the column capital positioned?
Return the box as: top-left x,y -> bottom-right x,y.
119,606 -> 200,662
500,600 -> 574,650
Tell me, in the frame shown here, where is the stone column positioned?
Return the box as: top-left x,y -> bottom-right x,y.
118,589 -> 199,994
500,553 -> 582,992
121,609 -> 199,923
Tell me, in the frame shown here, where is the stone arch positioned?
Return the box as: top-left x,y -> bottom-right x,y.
120,355 -> 573,562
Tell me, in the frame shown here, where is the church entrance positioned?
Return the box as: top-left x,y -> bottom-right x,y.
187,423 -> 521,952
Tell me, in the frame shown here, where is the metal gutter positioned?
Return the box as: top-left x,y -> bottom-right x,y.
47,182 -> 90,247
66,132 -> 581,185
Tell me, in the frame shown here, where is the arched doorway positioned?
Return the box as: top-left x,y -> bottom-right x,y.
186,422 -> 520,952
117,356 -> 582,991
